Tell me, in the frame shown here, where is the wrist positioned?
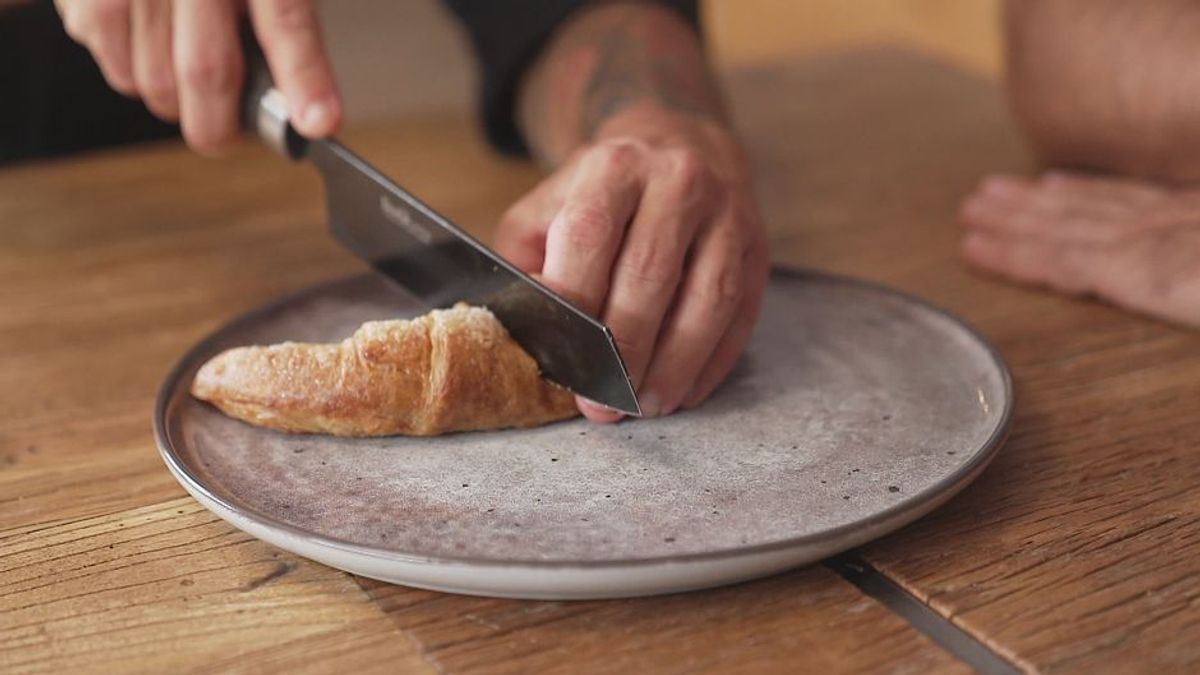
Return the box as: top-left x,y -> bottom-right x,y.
589,100 -> 753,187
517,2 -> 722,167
591,99 -> 725,142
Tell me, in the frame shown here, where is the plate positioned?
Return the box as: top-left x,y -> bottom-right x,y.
156,268 -> 1012,599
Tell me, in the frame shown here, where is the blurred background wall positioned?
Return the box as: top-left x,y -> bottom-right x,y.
320,0 -> 1003,123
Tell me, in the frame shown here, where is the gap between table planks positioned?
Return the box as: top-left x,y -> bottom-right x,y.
0,499 -> 431,674
10,43 -> 1194,673
733,47 -> 1200,673
0,49 -> 1005,674
0,498 -> 966,674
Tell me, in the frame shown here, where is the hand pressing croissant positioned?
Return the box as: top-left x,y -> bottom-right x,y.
191,304 -> 579,437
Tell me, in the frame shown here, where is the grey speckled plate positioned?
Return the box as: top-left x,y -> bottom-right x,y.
156,268 -> 1011,599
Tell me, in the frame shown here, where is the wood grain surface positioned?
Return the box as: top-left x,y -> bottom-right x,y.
5,39 -> 1198,673
1,55 -> 981,673
356,570 -> 968,674
727,48 -> 1200,673
1,499 -> 430,674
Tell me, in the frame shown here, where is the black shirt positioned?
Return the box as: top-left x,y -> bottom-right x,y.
0,0 -> 699,164
443,0 -> 699,155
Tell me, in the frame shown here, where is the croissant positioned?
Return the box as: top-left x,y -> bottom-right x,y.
190,303 -> 579,436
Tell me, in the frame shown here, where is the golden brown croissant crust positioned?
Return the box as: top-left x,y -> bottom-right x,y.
190,303 -> 579,436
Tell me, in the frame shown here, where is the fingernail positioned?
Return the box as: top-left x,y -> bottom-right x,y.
640,391 -> 661,417
981,175 -> 1024,197
961,232 -> 988,255
961,195 -> 989,218
299,99 -> 337,135
579,399 -> 623,423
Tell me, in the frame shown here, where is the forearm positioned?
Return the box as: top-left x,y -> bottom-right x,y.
1005,0 -> 1200,184
517,2 -> 725,167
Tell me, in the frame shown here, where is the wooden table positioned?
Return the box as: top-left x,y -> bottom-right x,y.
4,47 -> 1200,674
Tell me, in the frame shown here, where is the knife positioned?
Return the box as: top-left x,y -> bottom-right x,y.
240,64 -> 640,416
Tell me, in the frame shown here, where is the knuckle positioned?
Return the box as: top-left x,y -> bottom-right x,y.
1136,211 -> 1179,229
665,147 -> 713,191
1134,231 -> 1181,300
664,152 -> 721,214
182,121 -> 236,156
496,201 -> 541,243
92,0 -> 127,21
105,72 -> 137,96
59,12 -> 86,41
620,242 -> 683,288
497,203 -> 528,232
65,0 -> 124,39
752,243 -> 770,274
612,332 -> 652,369
701,257 -> 745,309
589,139 -> 646,173
1039,171 -> 1071,189
144,97 -> 180,121
698,231 -> 748,309
730,194 -> 763,226
179,49 -> 241,92
556,205 -> 619,251
267,0 -> 319,31
725,200 -> 765,244
283,57 -> 328,87
139,69 -> 177,101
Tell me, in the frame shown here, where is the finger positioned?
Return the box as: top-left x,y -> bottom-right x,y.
173,0 -> 244,155
538,145 -> 644,424
973,173 -> 1034,194
959,188 -> 1132,245
540,144 -> 643,316
1038,171 -> 1200,230
67,0 -> 136,96
1104,229 -> 1200,325
249,0 -> 342,137
494,180 -> 561,275
1039,170 -> 1168,207
637,209 -> 751,416
576,395 -> 624,424
960,230 -> 1108,296
1046,174 -> 1200,234
973,174 -> 1137,224
597,149 -> 713,399
965,175 -> 1200,257
495,214 -> 547,275
683,236 -> 769,409
131,0 -> 177,120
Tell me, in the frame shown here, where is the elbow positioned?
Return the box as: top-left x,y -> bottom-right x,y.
1002,0 -> 1200,184
1010,89 -> 1200,188
1001,0 -> 1120,175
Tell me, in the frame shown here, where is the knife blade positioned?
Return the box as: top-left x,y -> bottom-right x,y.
242,74 -> 640,415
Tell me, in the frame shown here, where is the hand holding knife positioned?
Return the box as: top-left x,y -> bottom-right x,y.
240,55 -> 642,416
57,2 -> 766,421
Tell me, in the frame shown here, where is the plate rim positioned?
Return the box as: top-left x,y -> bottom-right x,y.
154,266 -> 1014,569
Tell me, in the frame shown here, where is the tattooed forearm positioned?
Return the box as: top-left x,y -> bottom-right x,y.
519,2 -> 725,165
576,9 -> 724,139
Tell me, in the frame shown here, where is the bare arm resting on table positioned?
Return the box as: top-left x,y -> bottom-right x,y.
958,0 -> 1200,328
497,2 -> 770,422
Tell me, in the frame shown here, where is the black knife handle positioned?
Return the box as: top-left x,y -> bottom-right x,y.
240,27 -> 307,161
